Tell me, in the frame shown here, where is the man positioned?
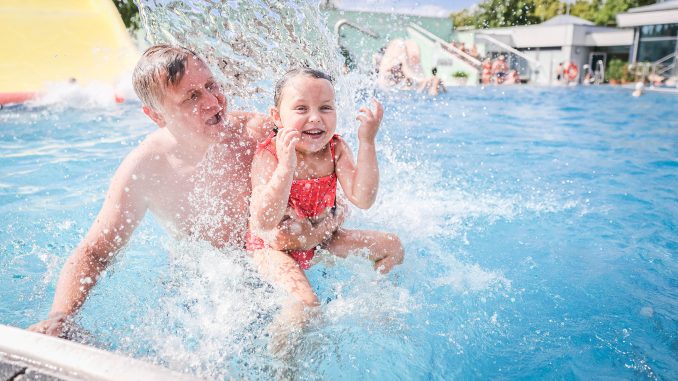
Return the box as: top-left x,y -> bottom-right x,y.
28,44 -> 342,336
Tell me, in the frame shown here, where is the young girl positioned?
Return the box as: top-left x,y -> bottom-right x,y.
247,68 -> 404,307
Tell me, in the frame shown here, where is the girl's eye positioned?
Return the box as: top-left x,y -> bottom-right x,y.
321,106 -> 333,111
295,106 -> 307,111
189,92 -> 199,101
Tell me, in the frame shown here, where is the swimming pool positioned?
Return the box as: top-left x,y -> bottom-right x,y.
1,85 -> 676,379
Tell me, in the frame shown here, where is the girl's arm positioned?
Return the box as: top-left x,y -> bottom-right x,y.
335,99 -> 384,209
249,128 -> 300,232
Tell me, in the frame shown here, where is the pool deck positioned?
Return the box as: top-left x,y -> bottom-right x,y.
0,324 -> 200,381
619,83 -> 678,94
1,354 -> 69,381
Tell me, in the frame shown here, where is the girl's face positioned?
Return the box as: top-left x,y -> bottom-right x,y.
272,75 -> 337,154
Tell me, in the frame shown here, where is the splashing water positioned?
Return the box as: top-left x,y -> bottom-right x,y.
136,0 -> 365,124
2,1 -> 677,380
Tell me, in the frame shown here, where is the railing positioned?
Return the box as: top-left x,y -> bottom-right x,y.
334,19 -> 379,44
474,33 -> 541,68
630,52 -> 678,83
408,23 -> 482,68
652,52 -> 676,77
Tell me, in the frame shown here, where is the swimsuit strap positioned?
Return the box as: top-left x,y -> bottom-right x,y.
329,134 -> 339,167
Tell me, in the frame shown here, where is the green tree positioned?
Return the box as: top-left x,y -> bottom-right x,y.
475,0 -> 541,28
451,9 -> 477,28
533,0 -> 562,22
592,0 -> 654,26
114,0 -> 140,30
450,0 -> 656,29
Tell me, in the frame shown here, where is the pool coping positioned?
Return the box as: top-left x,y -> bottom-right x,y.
0,324 -> 200,381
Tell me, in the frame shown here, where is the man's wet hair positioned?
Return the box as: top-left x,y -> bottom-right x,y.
273,68 -> 334,108
132,44 -> 201,110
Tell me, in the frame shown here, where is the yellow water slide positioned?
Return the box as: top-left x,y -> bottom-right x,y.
0,0 -> 139,104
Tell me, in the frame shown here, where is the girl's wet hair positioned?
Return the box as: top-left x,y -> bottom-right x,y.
273,68 -> 334,107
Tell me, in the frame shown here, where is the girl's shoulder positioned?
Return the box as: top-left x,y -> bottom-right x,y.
331,134 -> 349,156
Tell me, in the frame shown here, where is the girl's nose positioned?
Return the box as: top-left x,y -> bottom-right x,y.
308,111 -> 321,123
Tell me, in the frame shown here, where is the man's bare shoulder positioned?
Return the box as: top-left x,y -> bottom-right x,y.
116,130 -> 174,181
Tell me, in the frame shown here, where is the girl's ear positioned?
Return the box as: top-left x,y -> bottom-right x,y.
269,106 -> 281,128
143,106 -> 166,128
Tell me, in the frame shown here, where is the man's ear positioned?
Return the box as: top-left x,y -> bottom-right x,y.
143,106 -> 166,128
269,106 -> 281,128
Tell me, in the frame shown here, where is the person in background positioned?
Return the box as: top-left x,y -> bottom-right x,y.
376,39 -> 434,90
481,58 -> 492,85
492,55 -> 509,84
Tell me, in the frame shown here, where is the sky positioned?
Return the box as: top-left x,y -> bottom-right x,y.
334,0 -> 480,17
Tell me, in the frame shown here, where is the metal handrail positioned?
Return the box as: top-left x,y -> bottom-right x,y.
657,62 -> 675,77
334,19 -> 379,45
474,33 -> 541,68
408,23 -> 482,67
653,51 -> 676,67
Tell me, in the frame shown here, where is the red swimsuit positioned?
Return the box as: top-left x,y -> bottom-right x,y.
246,133 -> 339,269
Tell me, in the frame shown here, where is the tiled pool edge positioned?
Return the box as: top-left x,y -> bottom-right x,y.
0,324 -> 199,381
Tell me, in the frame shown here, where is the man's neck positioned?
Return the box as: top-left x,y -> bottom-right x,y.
165,132 -> 212,167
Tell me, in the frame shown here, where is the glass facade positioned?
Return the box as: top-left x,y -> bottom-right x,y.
640,23 -> 678,38
637,23 -> 678,62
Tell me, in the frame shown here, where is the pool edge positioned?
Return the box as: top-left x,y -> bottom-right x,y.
0,324 -> 200,381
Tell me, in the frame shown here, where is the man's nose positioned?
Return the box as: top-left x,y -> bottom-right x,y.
203,90 -> 221,111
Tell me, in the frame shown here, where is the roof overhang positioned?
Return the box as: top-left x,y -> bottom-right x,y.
617,9 -> 678,27
584,29 -> 634,47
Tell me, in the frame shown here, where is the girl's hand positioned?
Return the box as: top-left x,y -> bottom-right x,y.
356,98 -> 384,143
275,127 -> 300,171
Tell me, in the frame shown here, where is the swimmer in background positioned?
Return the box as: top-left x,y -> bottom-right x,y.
247,69 -> 404,344
418,67 -> 446,96
376,39 -> 430,90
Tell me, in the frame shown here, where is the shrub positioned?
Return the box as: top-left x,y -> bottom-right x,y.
606,58 -> 625,82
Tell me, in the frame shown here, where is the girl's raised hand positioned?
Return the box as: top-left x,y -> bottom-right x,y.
275,127 -> 300,172
356,98 -> 384,143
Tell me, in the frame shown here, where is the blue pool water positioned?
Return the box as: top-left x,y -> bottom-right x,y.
1,86 -> 676,379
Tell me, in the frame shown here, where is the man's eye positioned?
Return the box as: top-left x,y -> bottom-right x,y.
190,93 -> 199,101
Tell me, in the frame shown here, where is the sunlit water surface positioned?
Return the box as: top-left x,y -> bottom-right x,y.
1,86 -> 676,379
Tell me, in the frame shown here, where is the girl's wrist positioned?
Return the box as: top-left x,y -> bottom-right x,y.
273,164 -> 294,180
358,139 -> 377,149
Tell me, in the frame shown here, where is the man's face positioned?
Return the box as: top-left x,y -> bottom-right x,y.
158,56 -> 228,145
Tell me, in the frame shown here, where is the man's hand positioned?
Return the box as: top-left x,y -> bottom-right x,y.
267,198 -> 348,251
27,312 -> 71,337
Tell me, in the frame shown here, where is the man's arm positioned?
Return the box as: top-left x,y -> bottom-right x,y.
28,155 -> 148,336
267,200 -> 347,252
228,111 -> 275,142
